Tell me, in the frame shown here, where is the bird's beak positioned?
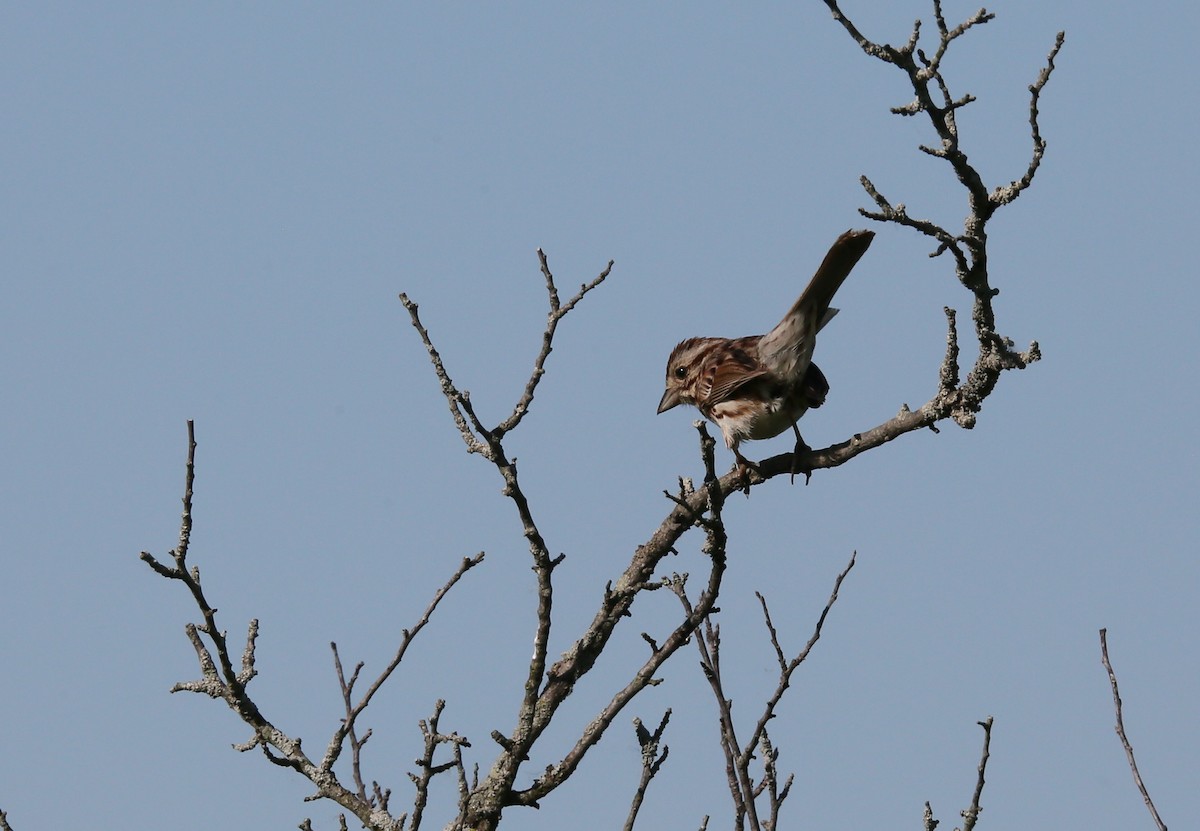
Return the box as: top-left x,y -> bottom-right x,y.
657,388 -> 682,414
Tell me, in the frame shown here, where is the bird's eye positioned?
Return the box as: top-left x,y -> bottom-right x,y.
674,366 -> 687,379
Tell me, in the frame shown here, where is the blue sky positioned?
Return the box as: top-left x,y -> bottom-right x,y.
2,2 -> 1196,829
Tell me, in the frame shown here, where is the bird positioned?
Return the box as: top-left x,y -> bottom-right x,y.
657,228 -> 874,481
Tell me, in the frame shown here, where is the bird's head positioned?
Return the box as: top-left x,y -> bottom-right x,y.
658,338 -> 712,414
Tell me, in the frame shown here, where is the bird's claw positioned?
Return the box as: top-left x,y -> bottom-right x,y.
732,455 -> 757,495
790,437 -> 813,485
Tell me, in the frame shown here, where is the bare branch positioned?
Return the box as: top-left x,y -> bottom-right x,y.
960,717 -> 993,831
508,426 -> 729,808
1100,629 -> 1168,831
924,800 -> 939,831
494,251 -> 613,438
142,428 -> 367,816
684,601 -> 746,825
331,644 -> 369,801
321,553 -> 485,778
409,700 -> 472,831
683,549 -> 854,830
405,253 -> 724,830
138,420 -> 197,576
991,32 -> 1066,206
821,0 -> 899,62
857,175 -> 967,268
143,424 -> 482,831
397,295 -> 492,458
922,718 -> 993,831
938,307 -> 961,396
402,256 -> 616,826
713,3 -> 1059,490
744,552 -> 856,768
622,710 -> 672,831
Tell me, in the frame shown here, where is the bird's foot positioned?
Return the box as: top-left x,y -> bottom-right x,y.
732,454 -> 757,495
790,436 -> 813,486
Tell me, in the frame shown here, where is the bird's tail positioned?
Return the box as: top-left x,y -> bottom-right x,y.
783,228 -> 875,325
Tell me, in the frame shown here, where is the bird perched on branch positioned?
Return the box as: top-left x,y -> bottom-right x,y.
657,229 -> 874,481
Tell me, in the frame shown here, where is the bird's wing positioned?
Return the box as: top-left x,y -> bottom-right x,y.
701,341 -> 768,404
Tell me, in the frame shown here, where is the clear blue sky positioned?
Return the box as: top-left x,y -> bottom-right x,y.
2,2 -> 1196,829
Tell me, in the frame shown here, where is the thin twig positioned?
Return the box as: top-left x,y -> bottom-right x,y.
623,710 -> 672,831
991,32 -> 1066,207
409,700 -> 471,831
143,424 -> 380,823
494,251 -> 613,439
684,593 -> 746,826
960,717 -> 993,831
397,296 -> 491,458
685,552 -> 855,831
744,552 -> 856,769
144,424 -> 484,831
320,553 -> 485,775
1100,629 -> 1168,831
331,644 -> 369,800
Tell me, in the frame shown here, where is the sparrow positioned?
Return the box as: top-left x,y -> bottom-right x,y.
657,229 -> 874,479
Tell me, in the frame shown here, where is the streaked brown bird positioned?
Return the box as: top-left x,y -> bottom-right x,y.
657,229 -> 874,478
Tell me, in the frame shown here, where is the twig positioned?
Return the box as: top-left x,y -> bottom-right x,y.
403,254 -> 611,828
494,251 -> 613,439
397,296 -> 491,458
408,253 -> 698,830
331,644 -> 370,801
688,552 -> 855,830
991,32 -> 1066,207
143,423 -> 481,831
960,717 -> 993,831
622,710 -> 672,831
923,800 -> 938,831
142,424 -> 370,819
923,718 -> 993,831
409,700 -> 472,831
1100,629 -> 1168,831
746,553 -> 856,766
320,553 -> 485,777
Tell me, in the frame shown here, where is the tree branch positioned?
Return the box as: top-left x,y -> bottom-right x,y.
960,717 -> 993,831
408,700 -> 472,831
622,710 -> 672,831
143,423 -> 481,831
742,554 -> 855,777
922,718 -> 994,831
991,32 -> 1066,207
688,552 -> 855,829
401,254 -> 619,828
495,251 -> 613,439
141,4 -> 1067,828
397,296 -> 492,459
1099,629 -> 1168,831
502,424 -> 728,810
695,1 -> 1061,492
